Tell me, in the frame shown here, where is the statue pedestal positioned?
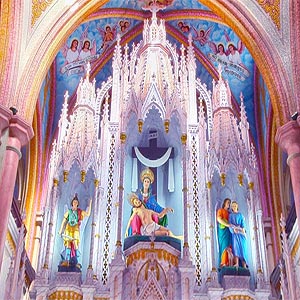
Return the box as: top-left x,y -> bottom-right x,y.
123,236 -> 181,300
222,274 -> 250,290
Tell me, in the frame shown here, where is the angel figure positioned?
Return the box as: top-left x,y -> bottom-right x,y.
61,25 -> 95,65
224,31 -> 248,69
192,25 -> 213,46
97,24 -> 117,52
78,25 -> 96,60
119,20 -> 130,33
177,21 -> 190,33
61,38 -> 79,64
208,41 -> 229,62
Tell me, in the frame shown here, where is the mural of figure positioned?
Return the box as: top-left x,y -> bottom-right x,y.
126,168 -> 173,236
224,30 -> 248,70
125,193 -> 174,237
58,194 -> 92,266
64,39 -> 79,64
229,201 -> 248,268
119,20 -> 130,33
97,25 -> 117,51
192,25 -> 213,46
78,39 -> 96,60
177,21 -> 190,33
216,198 -> 233,267
208,42 -> 229,62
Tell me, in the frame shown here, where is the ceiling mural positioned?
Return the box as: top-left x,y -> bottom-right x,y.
50,0 -> 258,146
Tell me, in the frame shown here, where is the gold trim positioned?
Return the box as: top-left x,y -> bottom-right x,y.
220,173 -> 226,186
63,170 -> 69,182
181,134 -> 187,145
48,290 -> 83,300
80,170 -> 86,183
120,132 -> 127,143
164,119 -> 170,133
291,236 -> 300,258
126,248 -> 179,267
138,119 -> 143,133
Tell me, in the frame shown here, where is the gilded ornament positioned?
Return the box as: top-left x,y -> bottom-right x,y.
80,170 -> 86,183
120,132 -> 127,143
164,119 -> 170,133
138,119 -> 143,133
181,133 -> 187,144
63,170 -> 69,182
220,173 -> 226,186
238,173 -> 243,186
248,182 -> 254,190
53,178 -> 58,186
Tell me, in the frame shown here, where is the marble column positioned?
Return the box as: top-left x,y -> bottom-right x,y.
0,104 -> 11,137
0,114 -> 33,270
275,117 -> 300,234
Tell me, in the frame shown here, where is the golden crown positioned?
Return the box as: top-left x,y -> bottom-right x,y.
128,193 -> 139,206
140,168 -> 154,183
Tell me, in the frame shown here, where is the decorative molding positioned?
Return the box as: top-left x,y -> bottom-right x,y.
257,0 -> 280,29
32,0 -> 55,27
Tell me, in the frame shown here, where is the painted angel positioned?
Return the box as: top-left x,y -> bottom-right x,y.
61,25 -> 96,64
224,31 -> 246,67
96,24 -> 117,52
177,21 -> 190,33
119,20 -> 130,33
78,25 -> 96,60
61,38 -> 80,64
192,25 -> 213,46
208,41 -> 229,62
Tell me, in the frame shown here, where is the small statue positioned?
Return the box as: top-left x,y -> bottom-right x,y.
58,193 -> 92,269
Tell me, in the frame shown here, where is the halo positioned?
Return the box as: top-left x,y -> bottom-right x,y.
140,168 -> 154,183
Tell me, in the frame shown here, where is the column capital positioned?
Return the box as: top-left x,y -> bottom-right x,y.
0,104 -> 12,134
9,115 -> 34,146
275,119 -> 300,154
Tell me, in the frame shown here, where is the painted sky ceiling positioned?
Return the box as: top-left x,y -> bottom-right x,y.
46,0 -> 265,146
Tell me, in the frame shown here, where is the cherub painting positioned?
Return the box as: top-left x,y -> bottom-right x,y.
97,24 -> 117,52
177,21 -> 190,33
192,25 -> 213,46
119,20 -> 130,33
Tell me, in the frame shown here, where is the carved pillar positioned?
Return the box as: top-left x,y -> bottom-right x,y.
206,181 -> 218,285
264,218 -> 275,273
0,115 -> 33,270
181,134 -> 188,246
86,179 -> 99,284
275,118 -> 300,234
41,178 -> 58,282
109,132 -> 126,300
248,183 -> 265,279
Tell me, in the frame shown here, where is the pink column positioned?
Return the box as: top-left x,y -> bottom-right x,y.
275,117 -> 300,233
0,104 -> 12,140
0,114 -> 33,270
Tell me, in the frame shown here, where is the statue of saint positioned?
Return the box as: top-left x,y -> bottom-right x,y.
229,201 -> 248,268
125,193 -> 174,237
216,198 -> 233,267
126,168 -> 173,236
58,194 -> 92,267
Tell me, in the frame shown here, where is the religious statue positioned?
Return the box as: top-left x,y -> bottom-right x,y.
229,201 -> 248,268
58,193 -> 92,268
125,193 -> 174,237
216,198 -> 233,267
126,168 -> 173,236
